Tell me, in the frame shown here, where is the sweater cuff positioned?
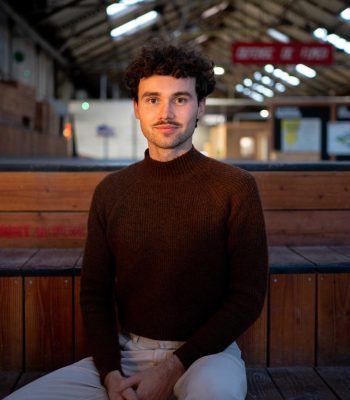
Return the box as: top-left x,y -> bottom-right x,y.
93,355 -> 121,385
173,342 -> 204,370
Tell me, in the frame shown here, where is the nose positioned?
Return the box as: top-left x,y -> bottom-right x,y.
159,100 -> 175,120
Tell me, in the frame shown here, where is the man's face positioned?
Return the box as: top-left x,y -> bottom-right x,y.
133,75 -> 205,160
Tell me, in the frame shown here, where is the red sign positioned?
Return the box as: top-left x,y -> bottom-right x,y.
232,42 -> 333,65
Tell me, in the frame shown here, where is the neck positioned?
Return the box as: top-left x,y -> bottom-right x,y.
148,143 -> 193,162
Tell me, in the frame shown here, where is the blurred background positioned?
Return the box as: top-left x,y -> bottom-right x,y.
1,0 -> 350,162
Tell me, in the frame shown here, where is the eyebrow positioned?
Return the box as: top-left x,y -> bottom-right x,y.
141,91 -> 193,99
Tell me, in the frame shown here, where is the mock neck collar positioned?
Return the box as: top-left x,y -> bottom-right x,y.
142,146 -> 206,179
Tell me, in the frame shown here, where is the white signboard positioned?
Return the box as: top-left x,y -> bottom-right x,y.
281,118 -> 321,152
327,121 -> 350,155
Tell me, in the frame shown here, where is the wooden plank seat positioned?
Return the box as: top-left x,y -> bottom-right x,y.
0,246 -> 350,398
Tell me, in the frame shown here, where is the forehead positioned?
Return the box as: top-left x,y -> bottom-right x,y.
138,75 -> 196,96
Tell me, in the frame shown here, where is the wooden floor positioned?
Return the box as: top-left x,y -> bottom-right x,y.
1,367 -> 349,399
246,367 -> 350,400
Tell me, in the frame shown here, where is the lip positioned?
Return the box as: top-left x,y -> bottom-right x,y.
153,124 -> 179,132
154,124 -> 179,128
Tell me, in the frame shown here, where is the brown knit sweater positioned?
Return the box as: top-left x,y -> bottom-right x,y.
80,146 -> 268,382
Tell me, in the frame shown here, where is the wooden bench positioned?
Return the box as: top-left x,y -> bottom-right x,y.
1,246 -> 349,368
0,161 -> 350,397
1,245 -> 350,398
0,162 -> 349,248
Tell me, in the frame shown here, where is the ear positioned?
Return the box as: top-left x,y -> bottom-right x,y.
197,98 -> 206,119
133,99 -> 140,119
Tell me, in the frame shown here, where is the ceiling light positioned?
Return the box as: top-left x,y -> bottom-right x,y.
261,76 -> 274,86
275,82 -> 286,92
313,28 -> 328,40
194,34 -> 208,44
267,28 -> 290,43
287,76 -> 300,86
201,1 -> 228,19
214,66 -> 225,75
235,84 -> 244,92
272,68 -> 288,79
248,91 -> 264,102
271,68 -> 300,86
107,3 -> 127,16
106,0 -> 141,17
260,109 -> 269,118
313,27 -> 350,55
264,64 -> 274,73
254,71 -> 262,80
252,83 -> 274,97
340,8 -> 350,20
110,11 -> 158,39
243,78 -> 253,87
296,64 -> 317,78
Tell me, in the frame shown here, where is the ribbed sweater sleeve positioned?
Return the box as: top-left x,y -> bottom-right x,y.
80,184 -> 120,383
174,172 -> 268,368
80,147 -> 268,381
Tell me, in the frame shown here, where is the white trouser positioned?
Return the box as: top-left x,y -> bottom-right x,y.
4,333 -> 247,400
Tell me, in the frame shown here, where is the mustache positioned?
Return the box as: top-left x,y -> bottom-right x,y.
153,119 -> 181,127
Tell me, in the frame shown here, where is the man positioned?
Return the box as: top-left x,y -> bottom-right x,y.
5,41 -> 267,400
80,40 -> 268,400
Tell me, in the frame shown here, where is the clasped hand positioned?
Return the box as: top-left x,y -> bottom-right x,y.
104,354 -> 184,400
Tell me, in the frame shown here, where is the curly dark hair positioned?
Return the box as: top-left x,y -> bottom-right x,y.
124,40 -> 216,102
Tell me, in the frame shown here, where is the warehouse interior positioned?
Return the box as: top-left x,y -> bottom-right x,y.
1,0 -> 350,161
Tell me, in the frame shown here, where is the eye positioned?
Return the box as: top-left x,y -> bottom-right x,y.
174,97 -> 188,105
146,97 -> 159,104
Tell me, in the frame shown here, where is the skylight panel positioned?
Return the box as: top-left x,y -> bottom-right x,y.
201,1 -> 228,19
214,66 -> 225,75
295,64 -> 317,78
110,11 -> 159,39
340,8 -> 350,21
313,28 -> 327,40
267,28 -> 290,43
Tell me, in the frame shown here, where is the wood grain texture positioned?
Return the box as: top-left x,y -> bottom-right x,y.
292,246 -> 350,268
23,248 -> 82,274
254,171 -> 350,210
246,368 -> 283,400
237,299 -> 267,367
269,367 -> 337,399
1,171 -> 349,211
265,210 -> 350,245
0,277 -> 23,370
25,276 -> 73,370
0,248 -> 37,270
0,172 -> 108,211
74,276 -> 90,361
317,367 -> 350,400
2,210 -> 350,248
269,246 -> 314,271
0,212 -> 87,247
330,245 -> 350,257
269,274 -> 316,366
317,273 -> 350,365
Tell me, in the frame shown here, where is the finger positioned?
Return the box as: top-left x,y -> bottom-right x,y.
119,375 -> 140,392
122,387 -> 139,400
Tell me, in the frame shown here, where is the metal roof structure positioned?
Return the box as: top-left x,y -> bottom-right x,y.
3,0 -> 350,101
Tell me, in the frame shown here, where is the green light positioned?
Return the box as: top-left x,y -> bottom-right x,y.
81,101 -> 90,111
23,69 -> 31,78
